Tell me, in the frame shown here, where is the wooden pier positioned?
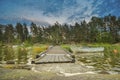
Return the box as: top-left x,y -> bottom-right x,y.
34,46 -> 74,64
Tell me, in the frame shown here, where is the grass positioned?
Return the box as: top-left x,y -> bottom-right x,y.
62,43 -> 120,71
32,47 -> 46,53
31,45 -> 49,59
78,44 -> 120,71
61,44 -> 73,53
0,43 -> 49,64
103,45 -> 120,67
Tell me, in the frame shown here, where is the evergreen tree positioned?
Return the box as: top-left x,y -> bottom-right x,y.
4,24 -> 14,43
0,14 -> 120,44
0,26 -> 3,42
16,23 -> 24,42
30,22 -> 38,43
23,23 -> 29,41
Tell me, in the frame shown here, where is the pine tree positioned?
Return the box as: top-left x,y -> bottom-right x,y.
4,24 -> 14,43
23,23 -> 29,41
16,23 -> 24,42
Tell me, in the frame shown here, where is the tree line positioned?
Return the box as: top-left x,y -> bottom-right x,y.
0,14 -> 120,44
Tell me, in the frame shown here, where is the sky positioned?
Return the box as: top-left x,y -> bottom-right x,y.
0,0 -> 120,25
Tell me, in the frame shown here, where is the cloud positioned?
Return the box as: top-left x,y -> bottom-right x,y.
2,0 -> 120,25
59,0 -> 100,24
18,0 -> 102,25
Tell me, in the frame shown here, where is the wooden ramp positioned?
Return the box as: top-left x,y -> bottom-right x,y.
34,46 -> 74,64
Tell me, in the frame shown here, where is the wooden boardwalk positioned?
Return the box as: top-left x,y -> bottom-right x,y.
35,46 -> 74,64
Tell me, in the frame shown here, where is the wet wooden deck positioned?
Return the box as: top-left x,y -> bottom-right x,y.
35,46 -> 74,64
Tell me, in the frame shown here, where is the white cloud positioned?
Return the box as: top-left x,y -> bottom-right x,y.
16,0 -> 103,25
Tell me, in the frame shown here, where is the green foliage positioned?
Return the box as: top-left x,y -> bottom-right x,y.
23,23 -> 29,41
0,27 -> 3,42
17,47 -> 28,64
104,46 -> 120,66
4,24 -> 14,43
23,41 -> 33,47
76,44 -> 120,70
16,23 -> 24,42
3,45 -> 15,61
61,45 -> 73,53
96,32 -> 114,43
0,43 -> 3,61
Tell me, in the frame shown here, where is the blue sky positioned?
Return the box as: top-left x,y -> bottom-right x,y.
0,0 -> 120,25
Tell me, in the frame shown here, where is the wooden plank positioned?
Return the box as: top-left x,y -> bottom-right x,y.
35,46 -> 74,64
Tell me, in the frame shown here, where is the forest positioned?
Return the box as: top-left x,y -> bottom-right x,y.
0,14 -> 120,44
